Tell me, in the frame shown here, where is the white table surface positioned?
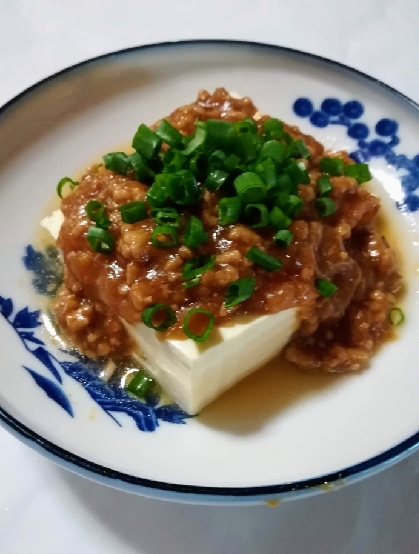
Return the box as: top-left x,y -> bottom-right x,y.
1,1 -> 419,552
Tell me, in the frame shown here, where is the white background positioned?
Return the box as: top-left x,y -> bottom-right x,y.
1,1 -> 419,552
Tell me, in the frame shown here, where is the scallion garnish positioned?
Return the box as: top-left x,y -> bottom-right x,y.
163,149 -> 187,173
246,246 -> 283,271
132,124 -> 162,160
244,203 -> 270,228
206,119 -> 235,150
224,277 -> 256,308
388,307 -> 404,326
234,133 -> 260,163
183,308 -> 215,342
204,169 -> 229,191
316,197 -> 336,217
259,140 -> 289,164
87,226 -> 115,254
316,278 -> 337,297
119,201 -> 147,224
182,277 -> 201,289
293,139 -> 310,159
343,163 -> 372,184
184,121 -> 207,155
218,196 -> 242,226
319,157 -> 344,176
141,303 -> 176,331
234,172 -> 267,203
282,195 -> 304,218
273,229 -> 293,248
103,152 -> 130,175
85,200 -> 106,222
270,206 -> 292,230
317,175 -> 333,196
151,225 -> 179,248
182,255 -> 216,280
155,119 -> 185,149
284,159 -> 310,185
146,175 -> 169,207
234,118 -> 258,134
182,216 -> 208,249
166,170 -> 199,206
128,152 -> 155,182
127,369 -> 157,399
152,207 -> 181,228
57,177 -> 79,199
262,118 -> 284,140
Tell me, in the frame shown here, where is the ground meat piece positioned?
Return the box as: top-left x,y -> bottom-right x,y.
54,88 -> 402,371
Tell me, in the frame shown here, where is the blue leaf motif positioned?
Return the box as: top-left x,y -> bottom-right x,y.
24,367 -> 73,417
0,296 -> 13,320
19,331 -> 45,346
12,307 -> 42,329
155,405 -> 190,424
31,347 -> 62,383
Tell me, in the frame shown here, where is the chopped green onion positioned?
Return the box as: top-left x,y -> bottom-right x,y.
316,197 -> 336,217
293,139 -> 310,159
319,157 -> 344,176
284,159 -> 310,185
246,246 -> 283,271
317,175 -> 333,196
146,175 -> 169,207
205,119 -> 235,149
259,140 -> 289,164
182,277 -> 201,289
57,177 -> 78,198
224,277 -> 256,308
223,153 -> 241,172
262,118 -> 284,140
87,226 -> 115,254
270,206 -> 292,230
234,172 -> 267,203
132,124 -> 162,160
183,308 -> 215,342
127,369 -> 157,399
244,203 -> 270,228
234,118 -> 258,134
128,152 -> 155,182
163,149 -> 187,173
141,303 -> 176,331
388,307 -> 404,326
276,173 -> 296,195
151,225 -> 179,248
208,150 -> 226,170
282,195 -> 304,218
182,255 -> 216,280
95,216 -> 111,230
234,133 -> 260,163
343,163 -> 372,184
204,169 -> 229,191
119,201 -> 147,224
184,121 -> 207,155
152,207 -> 181,228
218,196 -> 242,225
316,278 -> 337,298
182,216 -> 208,248
253,158 -> 277,192
273,229 -> 293,248
188,152 -> 207,178
85,200 -> 106,222
155,119 -> 185,149
166,170 -> 199,206
103,152 -> 130,175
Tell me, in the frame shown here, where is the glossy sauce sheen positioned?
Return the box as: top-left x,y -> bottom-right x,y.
54,89 -> 401,371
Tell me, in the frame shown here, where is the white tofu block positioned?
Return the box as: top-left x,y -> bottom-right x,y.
125,309 -> 299,415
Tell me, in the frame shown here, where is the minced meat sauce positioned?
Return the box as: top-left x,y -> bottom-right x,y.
54,88 -> 402,371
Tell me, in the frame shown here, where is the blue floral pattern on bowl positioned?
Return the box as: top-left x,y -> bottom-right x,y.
293,97 -> 419,212
0,246 -> 190,432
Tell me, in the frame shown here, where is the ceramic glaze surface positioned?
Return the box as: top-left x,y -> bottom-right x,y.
0,42 -> 419,504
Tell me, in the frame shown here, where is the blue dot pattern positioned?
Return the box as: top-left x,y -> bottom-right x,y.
292,97 -> 419,212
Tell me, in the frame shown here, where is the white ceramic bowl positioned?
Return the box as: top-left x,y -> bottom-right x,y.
0,41 -> 418,505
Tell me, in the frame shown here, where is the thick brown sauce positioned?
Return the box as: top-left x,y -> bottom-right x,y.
53,88 -> 402,373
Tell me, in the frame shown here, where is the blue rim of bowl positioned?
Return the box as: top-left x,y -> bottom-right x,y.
1,39 -> 419,499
